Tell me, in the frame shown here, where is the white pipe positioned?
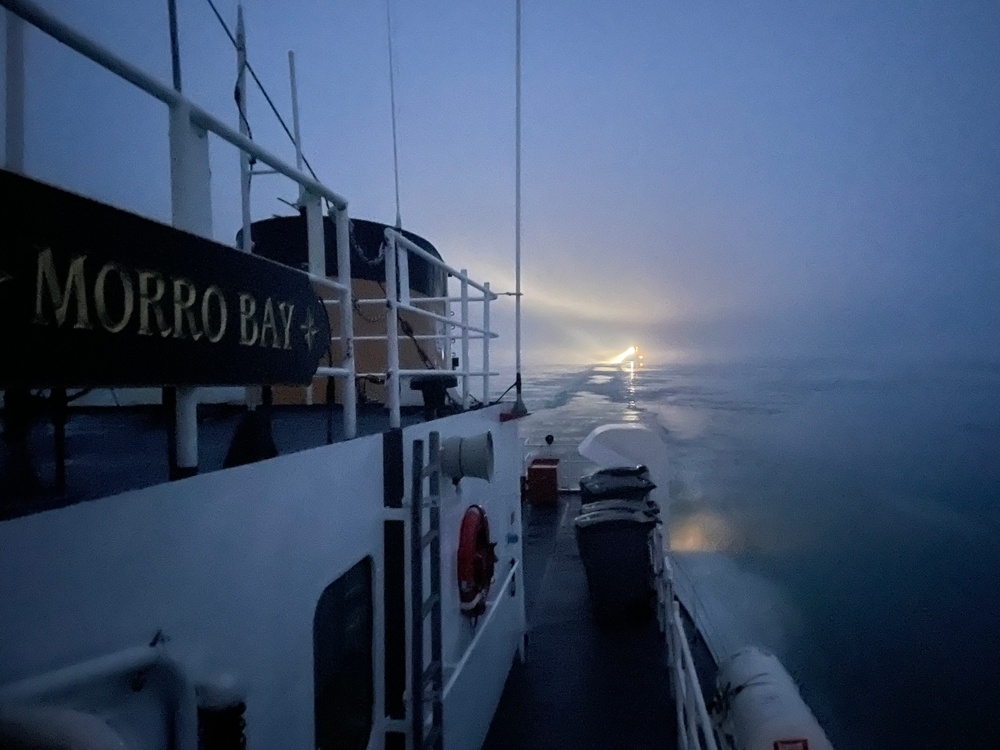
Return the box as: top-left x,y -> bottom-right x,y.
398,244 -> 411,306
302,191 -> 324,407
674,602 -> 720,750
393,302 -> 495,336
5,9 -> 25,172
444,279 -> 453,375
167,93 -> 211,475
395,369 -> 497,378
0,647 -> 197,750
0,647 -> 156,702
460,268 -> 470,408
304,193 -> 325,277
292,46 -> 324,413
235,6 -> 260,410
335,205 -> 357,438
388,231 -> 493,295
307,272 -> 349,294
288,50 -> 303,171
384,231 -> 401,428
483,281 -> 491,402
175,385 -> 198,473
0,0 -> 349,210
672,601 -> 690,750
361,294 -> 497,305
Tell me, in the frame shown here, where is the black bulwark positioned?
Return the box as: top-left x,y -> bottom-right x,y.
244,215 -> 447,299
0,169 -> 330,387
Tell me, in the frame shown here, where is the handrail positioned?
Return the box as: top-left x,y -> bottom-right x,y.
0,0 -> 348,211
351,295 -> 497,306
394,302 -> 496,337
2,0 -> 363,440
663,560 -> 719,750
442,561 -> 519,699
383,228 -> 497,424
5,0 -> 502,439
390,231 -> 494,297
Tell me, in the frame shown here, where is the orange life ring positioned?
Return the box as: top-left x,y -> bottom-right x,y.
457,505 -> 497,617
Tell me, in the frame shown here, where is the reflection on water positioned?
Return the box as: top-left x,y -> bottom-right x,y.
518,359 -> 1000,750
669,510 -> 738,553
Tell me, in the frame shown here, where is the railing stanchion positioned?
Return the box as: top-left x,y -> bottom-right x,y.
385,230 -> 402,428
483,282 -> 491,403
335,205 -> 357,438
167,99 -> 211,478
460,269 -> 470,409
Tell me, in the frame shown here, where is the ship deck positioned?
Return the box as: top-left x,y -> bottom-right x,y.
485,493 -> 716,750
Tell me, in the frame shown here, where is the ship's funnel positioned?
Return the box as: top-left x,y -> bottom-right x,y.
441,432 -> 494,482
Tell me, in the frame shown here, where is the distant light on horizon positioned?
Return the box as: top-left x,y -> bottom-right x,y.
609,346 -> 637,364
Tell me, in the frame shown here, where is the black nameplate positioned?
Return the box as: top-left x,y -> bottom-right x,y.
0,169 -> 332,387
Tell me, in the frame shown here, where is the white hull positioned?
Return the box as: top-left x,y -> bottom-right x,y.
1,406 -> 525,749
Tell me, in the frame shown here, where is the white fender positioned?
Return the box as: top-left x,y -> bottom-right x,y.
714,647 -> 834,750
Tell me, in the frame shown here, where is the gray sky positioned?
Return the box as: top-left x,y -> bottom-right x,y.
4,0 -> 999,366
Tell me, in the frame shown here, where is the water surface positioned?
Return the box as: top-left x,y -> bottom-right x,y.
518,359 -> 1000,748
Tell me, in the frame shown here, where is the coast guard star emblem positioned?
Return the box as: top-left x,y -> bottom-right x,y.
300,309 -> 319,350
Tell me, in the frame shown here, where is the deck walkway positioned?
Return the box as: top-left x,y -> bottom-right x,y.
484,495 -> 678,749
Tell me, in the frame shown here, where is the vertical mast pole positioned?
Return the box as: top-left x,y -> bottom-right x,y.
167,0 -> 182,92
512,0 -> 526,414
236,5 -> 251,254
235,6 -> 261,411
289,51 -> 303,171
386,0 -> 402,229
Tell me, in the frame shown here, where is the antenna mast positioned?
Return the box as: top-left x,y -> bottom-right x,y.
512,0 -> 527,414
386,0 -> 402,229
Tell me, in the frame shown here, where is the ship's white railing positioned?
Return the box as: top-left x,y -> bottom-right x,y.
661,557 -> 719,750
4,0 -> 504,447
2,0 -> 359,457
354,228 -> 499,429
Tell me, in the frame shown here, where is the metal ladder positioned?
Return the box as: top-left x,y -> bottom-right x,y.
410,432 -> 444,750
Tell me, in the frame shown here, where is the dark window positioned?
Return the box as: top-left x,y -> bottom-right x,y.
314,556 -> 374,750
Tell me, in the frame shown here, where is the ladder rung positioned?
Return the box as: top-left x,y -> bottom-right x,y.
422,592 -> 440,619
421,528 -> 439,548
422,660 -> 442,688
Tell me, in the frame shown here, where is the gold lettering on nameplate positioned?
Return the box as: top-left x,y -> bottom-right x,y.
94,262 -> 134,333
240,293 -> 259,346
26,246 -> 308,355
34,248 -> 92,329
259,298 -> 280,349
201,285 -> 228,343
172,278 -> 202,341
138,270 -> 173,337
277,302 -> 295,350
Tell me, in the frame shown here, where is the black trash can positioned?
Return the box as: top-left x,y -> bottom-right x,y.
573,508 -> 658,623
579,466 -> 656,504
